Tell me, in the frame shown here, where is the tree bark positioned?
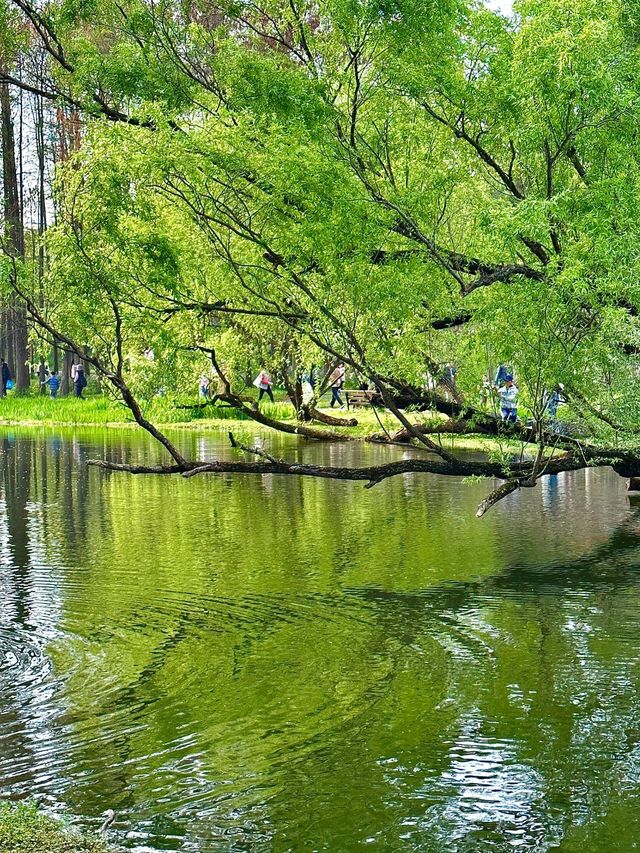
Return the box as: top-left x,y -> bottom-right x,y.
61,350 -> 73,395
0,76 -> 29,391
38,360 -> 46,393
301,404 -> 358,427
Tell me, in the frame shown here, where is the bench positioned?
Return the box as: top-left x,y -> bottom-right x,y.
344,389 -> 383,410
525,417 -> 583,437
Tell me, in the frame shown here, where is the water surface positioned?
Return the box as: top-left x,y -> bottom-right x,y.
1,426 -> 640,851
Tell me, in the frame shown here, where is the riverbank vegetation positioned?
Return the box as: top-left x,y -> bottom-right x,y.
0,392 -> 377,431
0,803 -> 112,853
0,392 -> 257,426
0,393 -> 523,455
2,0 -> 640,514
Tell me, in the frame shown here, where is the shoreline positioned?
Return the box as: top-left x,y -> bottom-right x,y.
0,803 -> 115,853
0,418 -> 519,456
0,395 -> 524,456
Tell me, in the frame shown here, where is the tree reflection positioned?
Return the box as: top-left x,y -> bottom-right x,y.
1,431 -> 640,850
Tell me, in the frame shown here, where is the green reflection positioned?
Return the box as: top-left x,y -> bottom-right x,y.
1,427 -> 639,851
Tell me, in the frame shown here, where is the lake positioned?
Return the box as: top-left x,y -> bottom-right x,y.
1,426 -> 640,851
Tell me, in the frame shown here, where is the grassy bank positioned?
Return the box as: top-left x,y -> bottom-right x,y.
0,393 -> 522,454
0,393 -> 252,427
0,393 -> 394,434
0,803 -> 113,853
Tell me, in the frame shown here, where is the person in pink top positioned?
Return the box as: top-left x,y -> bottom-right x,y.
253,369 -> 274,403
328,363 -> 345,408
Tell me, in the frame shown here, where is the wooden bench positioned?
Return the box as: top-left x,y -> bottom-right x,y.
344,389 -> 383,410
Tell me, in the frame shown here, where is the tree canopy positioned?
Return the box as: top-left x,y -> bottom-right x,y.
3,0 -> 640,513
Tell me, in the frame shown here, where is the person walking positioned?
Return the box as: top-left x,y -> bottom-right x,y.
42,371 -> 61,399
497,374 -> 519,422
328,363 -> 346,408
0,359 -> 11,398
199,374 -> 210,399
74,364 -> 87,398
544,384 -> 565,433
253,369 -> 274,403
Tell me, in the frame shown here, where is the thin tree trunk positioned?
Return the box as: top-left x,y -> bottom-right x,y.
35,86 -> 47,303
0,75 -> 29,391
61,350 -> 73,396
35,84 -> 48,390
38,361 -> 46,394
12,300 -> 29,391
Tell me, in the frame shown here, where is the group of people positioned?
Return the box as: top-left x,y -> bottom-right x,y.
482,365 -> 565,426
0,359 -> 88,399
41,363 -> 87,398
248,363 -> 347,407
201,360 -> 564,428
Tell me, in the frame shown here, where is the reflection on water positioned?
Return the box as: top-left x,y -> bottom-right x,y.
1,427 -> 640,851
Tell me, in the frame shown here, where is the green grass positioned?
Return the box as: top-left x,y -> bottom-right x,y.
0,393 -> 244,426
0,391 -> 528,454
0,803 -> 114,853
0,394 -> 126,425
0,392 -> 308,428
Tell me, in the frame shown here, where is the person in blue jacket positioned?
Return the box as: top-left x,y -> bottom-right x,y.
494,364 -> 510,387
42,371 -> 61,398
497,375 -> 519,422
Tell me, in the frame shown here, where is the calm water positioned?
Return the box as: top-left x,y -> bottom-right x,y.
1,427 -> 640,852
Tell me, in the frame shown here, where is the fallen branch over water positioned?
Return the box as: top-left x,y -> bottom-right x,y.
18,294 -> 640,517
86,434 -> 640,516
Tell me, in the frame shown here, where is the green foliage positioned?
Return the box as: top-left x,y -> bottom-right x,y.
6,0 -> 640,440
0,803 -> 112,853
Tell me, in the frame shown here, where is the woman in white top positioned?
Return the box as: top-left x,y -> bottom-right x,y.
498,374 -> 519,422
253,369 -> 274,403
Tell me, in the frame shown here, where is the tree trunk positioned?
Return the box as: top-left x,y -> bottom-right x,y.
301,404 -> 358,427
35,88 -> 47,301
0,76 -> 29,392
61,350 -> 73,396
38,361 -> 46,394
12,299 -> 29,391
282,370 -> 303,412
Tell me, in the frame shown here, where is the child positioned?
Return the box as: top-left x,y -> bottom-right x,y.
43,371 -> 61,398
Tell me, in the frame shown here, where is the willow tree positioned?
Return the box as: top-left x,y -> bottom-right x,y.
2,0 -> 640,513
